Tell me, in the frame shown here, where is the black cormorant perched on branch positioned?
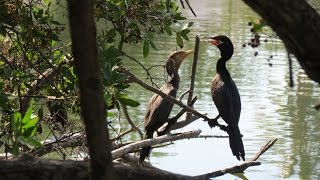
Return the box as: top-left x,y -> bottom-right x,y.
206,35 -> 245,161
139,49 -> 194,163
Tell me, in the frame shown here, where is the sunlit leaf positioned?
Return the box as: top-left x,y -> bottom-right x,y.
176,33 -> 183,48
181,22 -> 193,31
12,112 -> 22,134
180,29 -> 190,41
22,104 -> 33,124
17,136 -> 43,149
22,126 -> 37,137
22,117 -> 38,130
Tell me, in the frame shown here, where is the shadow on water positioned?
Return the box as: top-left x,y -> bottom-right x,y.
121,0 -> 320,179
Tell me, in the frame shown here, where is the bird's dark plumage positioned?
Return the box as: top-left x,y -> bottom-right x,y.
207,35 -> 245,161
139,49 -> 194,163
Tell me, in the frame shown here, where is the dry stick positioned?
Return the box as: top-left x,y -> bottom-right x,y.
120,103 -> 144,140
194,162 -> 261,179
178,89 -> 190,101
111,129 -> 201,159
111,128 -> 137,142
194,138 -> 278,179
186,35 -> 200,120
158,96 -> 198,134
251,138 -> 278,162
179,0 -> 197,17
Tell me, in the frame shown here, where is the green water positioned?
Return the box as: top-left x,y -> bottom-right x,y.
47,0 -> 320,179
116,0 -> 320,179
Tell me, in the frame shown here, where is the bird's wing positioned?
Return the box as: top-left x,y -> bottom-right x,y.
144,83 -> 177,131
230,79 -> 241,123
211,76 -> 241,125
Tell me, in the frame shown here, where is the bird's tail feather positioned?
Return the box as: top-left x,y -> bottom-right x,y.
228,125 -> 245,161
139,131 -> 153,163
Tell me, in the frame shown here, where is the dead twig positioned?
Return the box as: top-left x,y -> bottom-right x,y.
194,138 -> 277,178
251,138 -> 278,161
186,35 -> 200,120
120,103 -> 144,140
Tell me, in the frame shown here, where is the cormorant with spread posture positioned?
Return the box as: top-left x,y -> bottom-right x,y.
206,35 -> 245,161
139,49 -> 194,163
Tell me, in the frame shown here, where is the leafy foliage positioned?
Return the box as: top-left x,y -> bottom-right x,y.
0,0 -> 192,157
10,100 -> 43,156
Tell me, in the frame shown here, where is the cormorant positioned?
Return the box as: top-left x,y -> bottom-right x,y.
206,35 -> 245,161
139,49 -> 194,163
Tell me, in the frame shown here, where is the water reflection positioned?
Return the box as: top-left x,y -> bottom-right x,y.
121,0 -> 320,179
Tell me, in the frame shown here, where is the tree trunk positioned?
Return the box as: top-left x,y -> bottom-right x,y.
67,0 -> 113,179
0,157 -> 191,180
242,0 -> 320,83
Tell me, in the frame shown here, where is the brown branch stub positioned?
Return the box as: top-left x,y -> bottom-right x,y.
194,161 -> 261,179
251,138 -> 278,161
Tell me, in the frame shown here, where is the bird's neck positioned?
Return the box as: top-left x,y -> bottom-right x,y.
216,58 -> 230,77
169,72 -> 180,89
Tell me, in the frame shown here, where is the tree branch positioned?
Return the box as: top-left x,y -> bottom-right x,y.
242,0 -> 320,83
111,130 -> 201,159
119,68 -> 211,121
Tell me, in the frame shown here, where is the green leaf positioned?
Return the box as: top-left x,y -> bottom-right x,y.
104,93 -> 114,109
38,107 -> 44,120
165,27 -> 172,36
181,22 -> 193,31
180,29 -> 190,40
106,28 -> 116,39
22,104 -> 33,124
106,45 -> 123,59
17,136 -> 43,149
22,126 -> 37,137
12,112 -> 22,134
176,33 -> 183,48
0,93 -> 9,110
143,40 -> 150,58
149,40 -> 158,51
118,97 -> 140,107
22,116 -> 38,130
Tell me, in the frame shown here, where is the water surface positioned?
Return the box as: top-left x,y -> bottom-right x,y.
121,0 -> 320,179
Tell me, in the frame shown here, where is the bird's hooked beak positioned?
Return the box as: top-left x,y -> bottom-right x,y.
205,38 -> 223,46
180,49 -> 194,60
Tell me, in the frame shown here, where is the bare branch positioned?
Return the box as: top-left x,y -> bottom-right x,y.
120,68 -> 211,121
186,35 -> 200,120
251,138 -> 278,161
194,161 -> 261,179
111,130 -> 201,159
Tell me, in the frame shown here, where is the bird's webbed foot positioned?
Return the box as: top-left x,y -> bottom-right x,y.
206,115 -> 220,128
